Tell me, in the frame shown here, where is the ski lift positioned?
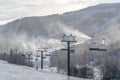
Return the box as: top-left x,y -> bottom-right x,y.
36,54 -> 40,57
89,38 -> 107,51
45,54 -> 51,56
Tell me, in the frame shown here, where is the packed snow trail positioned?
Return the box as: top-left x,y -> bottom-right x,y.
0,60 -> 92,80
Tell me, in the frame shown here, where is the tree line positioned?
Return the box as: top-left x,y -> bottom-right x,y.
0,49 -> 33,67
50,41 -> 120,79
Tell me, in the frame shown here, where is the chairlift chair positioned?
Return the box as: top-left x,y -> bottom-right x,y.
45,54 -> 51,56
89,38 -> 107,51
36,54 -> 40,57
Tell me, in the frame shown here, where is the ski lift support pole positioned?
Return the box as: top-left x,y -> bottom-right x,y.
61,34 -> 77,76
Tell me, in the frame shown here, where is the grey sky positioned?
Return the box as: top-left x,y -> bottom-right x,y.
0,0 -> 120,24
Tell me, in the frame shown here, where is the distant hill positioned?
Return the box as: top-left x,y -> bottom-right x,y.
0,3 -> 120,52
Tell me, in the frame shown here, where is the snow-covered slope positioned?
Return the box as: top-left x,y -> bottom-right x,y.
0,19 -> 90,52
62,3 -> 120,35
0,60 -> 91,80
1,3 -> 120,52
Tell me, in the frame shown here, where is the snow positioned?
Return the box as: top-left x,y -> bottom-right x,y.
93,67 -> 103,80
0,60 -> 92,80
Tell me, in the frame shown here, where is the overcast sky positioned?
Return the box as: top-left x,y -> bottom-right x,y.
0,0 -> 120,24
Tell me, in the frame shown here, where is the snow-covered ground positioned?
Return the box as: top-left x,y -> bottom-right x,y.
0,60 -> 92,80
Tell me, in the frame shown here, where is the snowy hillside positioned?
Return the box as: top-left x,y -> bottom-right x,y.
0,3 -> 120,52
0,60 -> 91,80
62,3 -> 120,35
0,18 -> 90,52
